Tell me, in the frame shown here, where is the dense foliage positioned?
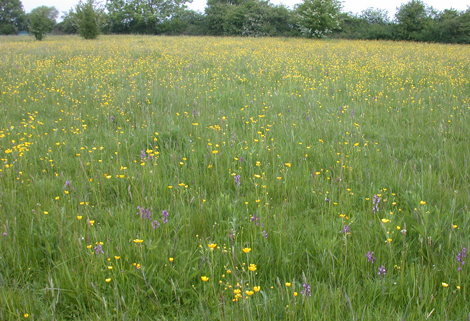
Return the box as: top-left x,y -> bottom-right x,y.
295,0 -> 341,38
3,0 -> 469,43
27,6 -> 58,40
0,0 -> 26,34
105,0 -> 188,34
75,0 -> 104,39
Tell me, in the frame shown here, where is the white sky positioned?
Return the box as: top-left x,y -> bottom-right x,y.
22,0 -> 470,20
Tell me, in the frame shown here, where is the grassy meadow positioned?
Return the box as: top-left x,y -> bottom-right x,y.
0,35 -> 469,320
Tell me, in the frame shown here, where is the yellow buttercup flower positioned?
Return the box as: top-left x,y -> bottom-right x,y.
207,243 -> 217,250
201,276 -> 209,282
248,264 -> 257,271
242,248 -> 251,253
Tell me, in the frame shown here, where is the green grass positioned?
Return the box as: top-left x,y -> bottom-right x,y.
0,35 -> 469,320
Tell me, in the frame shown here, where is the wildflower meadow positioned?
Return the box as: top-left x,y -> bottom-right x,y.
0,35 -> 469,320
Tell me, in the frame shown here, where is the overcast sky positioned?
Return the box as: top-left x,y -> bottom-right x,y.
22,0 -> 470,20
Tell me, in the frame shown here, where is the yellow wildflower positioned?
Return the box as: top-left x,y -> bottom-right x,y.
248,264 -> 257,271
207,243 -> 217,250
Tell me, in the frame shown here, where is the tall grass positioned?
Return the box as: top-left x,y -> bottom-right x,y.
0,35 -> 469,320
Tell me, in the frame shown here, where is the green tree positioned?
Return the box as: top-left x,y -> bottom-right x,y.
56,9 -> 78,34
395,0 -> 433,40
429,8 -> 470,44
106,0 -> 190,34
204,0 -> 230,35
0,0 -> 26,34
157,8 -> 204,35
27,6 -> 58,40
459,9 -> 470,43
335,12 -> 364,39
360,7 -> 390,25
75,0 -> 103,39
266,4 -> 299,37
295,0 -> 341,38
204,0 -> 296,37
357,8 -> 395,40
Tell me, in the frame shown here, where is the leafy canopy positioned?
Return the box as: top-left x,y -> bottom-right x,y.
27,6 -> 58,40
75,0 -> 104,39
296,0 -> 341,38
0,0 -> 26,34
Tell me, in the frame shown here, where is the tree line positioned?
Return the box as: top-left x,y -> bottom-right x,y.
1,0 -> 469,43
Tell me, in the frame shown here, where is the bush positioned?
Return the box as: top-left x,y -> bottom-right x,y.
75,0 -> 103,39
27,6 -> 58,40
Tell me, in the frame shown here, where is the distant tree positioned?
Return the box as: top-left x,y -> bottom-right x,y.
154,7 -> 198,34
360,7 -> 390,25
0,0 -> 26,34
222,1 -> 249,35
27,6 -> 58,40
204,0 -> 295,37
295,0 -> 341,38
395,0 -> 433,40
105,0 -> 190,34
56,9 -> 78,34
357,8 -> 395,40
428,8 -> 470,44
172,9 -> 205,35
266,4 -> 299,37
459,8 -> 470,42
334,12 -> 364,39
204,0 -> 230,35
336,3 -> 467,43
75,0 -> 104,39
241,1 -> 292,37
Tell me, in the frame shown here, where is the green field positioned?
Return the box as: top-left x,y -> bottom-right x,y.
0,35 -> 469,320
